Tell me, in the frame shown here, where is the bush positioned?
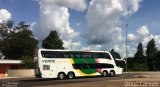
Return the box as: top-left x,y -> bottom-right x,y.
133,63 -> 147,71
22,56 -> 34,69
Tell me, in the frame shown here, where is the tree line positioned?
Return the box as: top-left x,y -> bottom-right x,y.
126,39 -> 160,71
0,21 -> 64,68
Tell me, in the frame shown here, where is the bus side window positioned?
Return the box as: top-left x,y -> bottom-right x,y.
76,52 -> 81,58
70,53 -> 74,58
64,52 -> 69,58
81,53 -> 85,58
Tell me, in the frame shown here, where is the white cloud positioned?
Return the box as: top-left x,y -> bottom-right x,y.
41,0 -> 86,11
113,27 -> 123,42
32,0 -> 86,46
31,0 -> 143,58
137,25 -> 149,36
127,33 -> 137,42
84,0 -> 142,45
112,44 -> 136,58
126,25 -> 160,57
0,9 -> 12,23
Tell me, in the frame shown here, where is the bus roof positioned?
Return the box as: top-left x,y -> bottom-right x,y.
38,49 -> 110,53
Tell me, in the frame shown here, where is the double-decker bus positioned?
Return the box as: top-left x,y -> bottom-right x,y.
34,49 -> 125,79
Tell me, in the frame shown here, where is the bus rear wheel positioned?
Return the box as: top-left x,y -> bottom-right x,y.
67,72 -> 75,79
58,73 -> 65,80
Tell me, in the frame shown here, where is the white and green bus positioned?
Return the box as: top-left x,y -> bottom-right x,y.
34,49 -> 125,79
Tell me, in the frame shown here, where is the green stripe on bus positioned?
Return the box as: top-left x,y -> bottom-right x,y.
72,58 -> 99,74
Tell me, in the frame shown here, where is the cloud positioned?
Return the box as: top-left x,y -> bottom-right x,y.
125,25 -> 160,57
0,9 -> 12,23
84,0 -> 142,45
31,0 -> 143,58
63,40 -> 83,50
137,25 -> 149,36
125,25 -> 149,43
40,0 -> 86,11
113,44 -> 137,58
31,0 -> 86,45
32,5 -> 79,40
127,33 -> 137,42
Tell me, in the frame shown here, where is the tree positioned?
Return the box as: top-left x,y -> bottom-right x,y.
132,63 -> 147,71
42,30 -> 64,49
134,43 -> 144,63
146,39 -> 157,71
22,56 -> 34,69
2,21 -> 38,59
146,39 -> 157,56
110,49 -> 115,53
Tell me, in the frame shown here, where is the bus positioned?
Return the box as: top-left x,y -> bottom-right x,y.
34,49 -> 126,79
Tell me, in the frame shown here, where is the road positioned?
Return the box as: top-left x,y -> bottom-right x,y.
1,73 -> 160,87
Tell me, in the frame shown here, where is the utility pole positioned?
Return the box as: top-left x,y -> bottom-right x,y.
126,24 -> 128,72
125,6 -> 129,72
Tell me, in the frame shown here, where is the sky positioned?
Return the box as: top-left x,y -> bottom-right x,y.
0,0 -> 160,58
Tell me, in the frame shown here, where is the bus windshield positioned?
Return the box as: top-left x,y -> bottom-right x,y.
110,52 -> 121,59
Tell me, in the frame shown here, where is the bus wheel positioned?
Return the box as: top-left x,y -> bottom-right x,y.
58,73 -> 65,80
67,72 -> 75,79
110,70 -> 115,77
102,71 -> 108,77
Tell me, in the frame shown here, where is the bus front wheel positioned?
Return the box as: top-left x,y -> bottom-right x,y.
110,70 -> 115,77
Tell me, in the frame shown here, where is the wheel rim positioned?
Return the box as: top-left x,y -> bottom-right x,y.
103,72 -> 107,77
68,73 -> 74,79
59,74 -> 64,79
110,71 -> 114,76
69,74 -> 73,78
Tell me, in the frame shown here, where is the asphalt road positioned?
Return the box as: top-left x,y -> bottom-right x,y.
0,73 -> 140,87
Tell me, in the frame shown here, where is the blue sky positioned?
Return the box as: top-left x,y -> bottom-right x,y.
0,0 -> 160,57
1,0 -> 160,33
0,0 -> 39,25
125,0 -> 160,34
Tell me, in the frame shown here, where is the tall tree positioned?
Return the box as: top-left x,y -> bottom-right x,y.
42,30 -> 64,49
2,21 -> 38,59
134,43 -> 144,63
146,39 -> 157,71
146,39 -> 157,56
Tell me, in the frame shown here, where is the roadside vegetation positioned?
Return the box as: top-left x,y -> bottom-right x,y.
125,39 -> 160,71
0,21 -> 64,68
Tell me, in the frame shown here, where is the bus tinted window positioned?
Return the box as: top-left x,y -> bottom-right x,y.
115,60 -> 126,68
82,52 -> 91,58
41,51 -> 66,58
111,52 -> 121,59
41,51 -> 111,59
72,63 -> 114,69
92,53 -> 111,59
